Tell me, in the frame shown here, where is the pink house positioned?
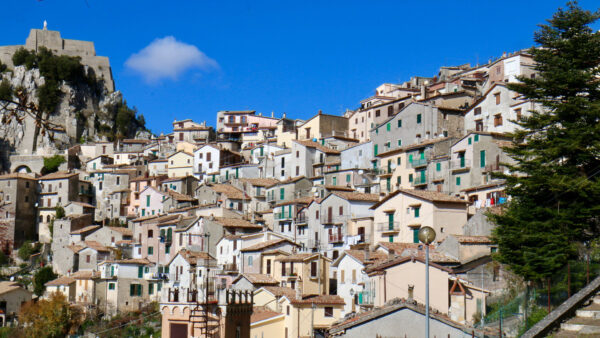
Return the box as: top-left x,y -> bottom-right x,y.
138,186 -> 168,217
127,176 -> 166,217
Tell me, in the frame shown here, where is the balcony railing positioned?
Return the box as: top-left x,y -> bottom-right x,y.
166,286 -> 218,304
357,290 -> 374,306
222,263 -> 237,272
411,174 -> 428,187
485,163 -> 502,172
410,157 -> 429,168
450,158 -> 471,170
282,268 -> 297,277
328,234 -> 344,244
295,214 -> 308,224
377,222 -> 400,232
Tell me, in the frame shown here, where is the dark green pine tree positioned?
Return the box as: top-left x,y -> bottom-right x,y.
492,1 -> 600,283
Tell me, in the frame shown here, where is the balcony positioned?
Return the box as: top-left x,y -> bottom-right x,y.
450,158 -> 471,172
411,174 -> 428,187
266,194 -> 278,202
295,214 -> 308,224
328,233 -> 344,244
275,213 -> 293,221
484,162 -> 503,173
377,222 -> 400,233
222,263 -> 238,272
357,290 -> 374,306
410,157 -> 429,168
321,216 -> 347,225
282,268 -> 298,277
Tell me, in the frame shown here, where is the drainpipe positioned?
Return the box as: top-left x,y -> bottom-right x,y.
383,272 -> 387,303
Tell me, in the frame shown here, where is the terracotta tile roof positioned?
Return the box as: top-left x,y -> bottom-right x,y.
67,201 -> 95,209
453,235 -> 493,244
324,185 -> 354,192
238,178 -> 280,187
240,238 -> 298,252
70,225 -> 101,235
274,196 -> 315,207
294,140 -> 341,154
161,176 -> 196,183
121,139 -> 151,144
0,281 -> 25,295
0,173 -> 37,181
208,184 -> 249,200
251,308 -> 284,324
166,189 -> 196,202
115,258 -> 153,265
289,294 -> 345,305
344,250 -> 388,265
370,189 -> 468,210
262,286 -> 296,298
70,270 -> 100,279
174,216 -> 200,231
156,214 -> 184,226
83,240 -> 110,252
212,217 -> 262,229
332,191 -> 380,203
67,244 -> 85,253
377,242 -> 458,264
131,214 -> 159,222
237,273 -> 279,285
107,226 -> 133,236
39,171 -> 79,180
177,249 -> 215,265
268,176 -> 309,187
460,181 -> 505,193
168,206 -> 199,213
45,276 -> 76,286
277,253 -> 319,262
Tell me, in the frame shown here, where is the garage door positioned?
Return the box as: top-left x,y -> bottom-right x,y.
170,323 -> 188,338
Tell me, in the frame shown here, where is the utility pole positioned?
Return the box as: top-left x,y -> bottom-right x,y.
311,302 -> 315,338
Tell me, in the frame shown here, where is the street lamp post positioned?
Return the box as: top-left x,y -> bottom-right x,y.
418,226 -> 436,338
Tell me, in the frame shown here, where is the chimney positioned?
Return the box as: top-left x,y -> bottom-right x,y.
295,278 -> 302,300
318,110 -> 322,115
282,112 -> 286,119
420,85 -> 426,100
364,247 -> 370,261
271,111 -> 274,118
388,249 -> 395,260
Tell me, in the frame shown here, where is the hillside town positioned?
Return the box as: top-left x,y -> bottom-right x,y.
0,3 -> 599,337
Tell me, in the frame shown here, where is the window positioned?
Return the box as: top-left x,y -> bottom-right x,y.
413,229 -> 420,243
480,150 -> 486,168
474,134 -> 479,142
248,256 -> 253,266
374,144 -> 378,156
386,123 -> 391,131
494,93 -> 501,105
287,305 -> 290,316
339,206 -> 343,215
332,177 -> 337,186
86,255 -> 90,263
280,188 -> 285,200
474,107 -> 481,115
324,307 -> 333,317
456,176 -> 461,186
146,195 -> 150,207
130,284 -> 143,296
417,114 -> 422,124
468,137 -> 472,145
108,283 -> 115,290
148,230 -> 153,238
396,176 -> 401,185
515,108 -> 522,120
414,207 -> 420,218
149,283 -> 154,295
409,174 -> 413,182
315,211 -> 319,219
397,139 -> 402,147
387,106 -> 393,116
375,110 -> 380,117
346,174 -> 351,183
494,114 -> 503,126
310,261 -> 317,277
148,246 -> 154,255
397,119 -> 402,128
436,162 -> 441,171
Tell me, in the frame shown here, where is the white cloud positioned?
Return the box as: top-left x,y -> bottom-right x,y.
125,36 -> 218,82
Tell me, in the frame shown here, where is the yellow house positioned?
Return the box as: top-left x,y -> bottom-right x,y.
274,253 -> 330,295
175,141 -> 198,154
369,189 -> 468,244
365,255 -> 488,325
252,286 -> 345,338
250,307 -> 286,338
278,294 -> 345,338
167,151 -> 194,178
297,112 -> 349,141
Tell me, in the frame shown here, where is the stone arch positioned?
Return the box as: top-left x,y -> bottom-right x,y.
13,165 -> 31,173
172,306 -> 181,315
161,305 -> 170,314
182,306 -> 190,316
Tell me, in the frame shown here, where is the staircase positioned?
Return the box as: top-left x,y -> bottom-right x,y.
190,304 -> 220,337
553,296 -> 600,337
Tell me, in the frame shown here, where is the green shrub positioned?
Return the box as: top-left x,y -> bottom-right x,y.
17,241 -> 35,261
0,79 -> 12,101
12,47 -> 36,69
33,266 -> 57,296
55,205 -> 65,219
42,155 -> 66,174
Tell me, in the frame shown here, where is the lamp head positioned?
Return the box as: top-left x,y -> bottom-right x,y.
418,226 -> 436,245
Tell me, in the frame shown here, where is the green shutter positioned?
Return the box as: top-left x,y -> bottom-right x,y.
460,155 -> 465,168
111,266 -> 114,276
474,134 -> 479,142
374,144 -> 378,156
409,174 -> 413,182
386,178 -> 391,191
235,167 -> 239,178
389,235 -> 394,243
397,157 -> 401,165
149,283 -> 154,295
388,213 -> 394,230
288,205 -> 292,218
333,177 -> 337,186
346,174 -> 351,183
141,209 -> 145,216
468,137 -> 472,145
415,207 -> 420,218
130,284 -> 135,296
397,139 -> 402,146
146,195 -> 150,207
158,282 -> 162,291
436,163 -> 441,171
387,123 -> 391,131
397,176 -> 401,185
420,150 -> 425,160
456,176 -> 461,186
417,114 -> 422,124
413,229 -> 419,243
148,247 -> 153,255
480,150 -> 486,168
138,285 -> 142,296
397,120 -> 402,128
260,147 -> 264,156
409,154 -> 413,163
226,171 -> 229,180
109,283 -> 115,290
280,188 -> 284,200
138,266 -> 143,278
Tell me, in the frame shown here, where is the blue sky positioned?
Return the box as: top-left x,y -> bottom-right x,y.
2,0 -> 599,134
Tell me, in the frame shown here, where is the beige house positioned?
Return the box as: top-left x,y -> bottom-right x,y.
0,281 -> 33,323
273,253 -> 330,295
250,308 -> 285,338
365,255 -> 488,325
167,151 -> 194,178
297,111 -> 349,141
370,189 -> 468,244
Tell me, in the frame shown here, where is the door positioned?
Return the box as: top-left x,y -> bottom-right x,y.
388,213 -> 394,231
358,227 -> 365,242
328,207 -> 333,223
170,323 -> 188,338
